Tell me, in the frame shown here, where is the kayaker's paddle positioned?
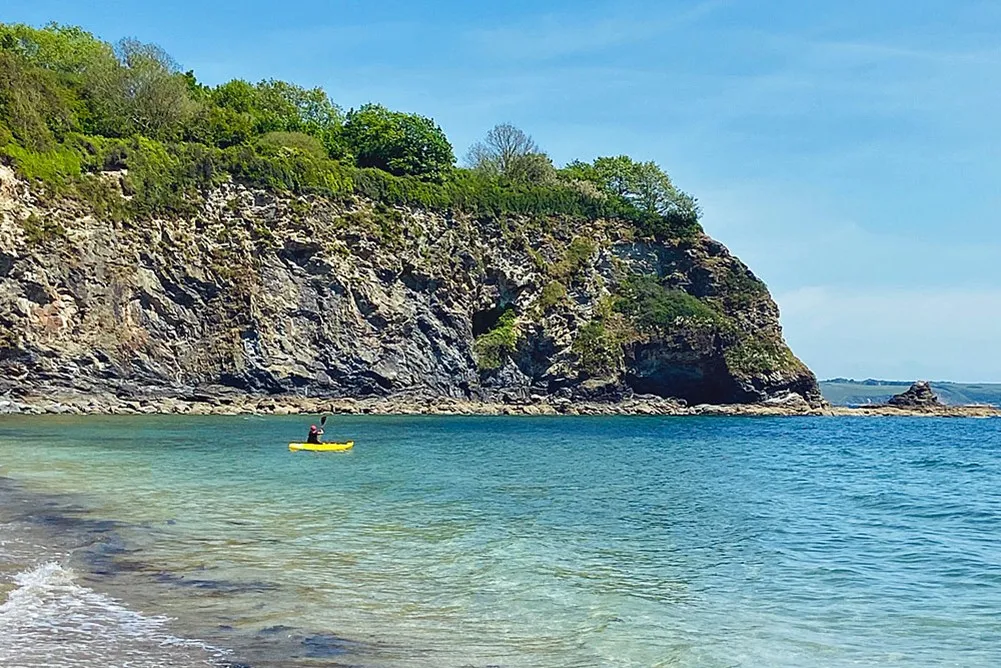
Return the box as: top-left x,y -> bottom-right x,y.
320,415 -> 327,427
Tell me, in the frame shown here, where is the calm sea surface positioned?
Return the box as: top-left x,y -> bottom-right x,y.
1,415 -> 999,667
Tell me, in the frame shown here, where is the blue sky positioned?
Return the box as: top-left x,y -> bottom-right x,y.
5,0 -> 1000,381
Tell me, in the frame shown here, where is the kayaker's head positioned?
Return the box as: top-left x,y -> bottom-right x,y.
309,425 -> 318,433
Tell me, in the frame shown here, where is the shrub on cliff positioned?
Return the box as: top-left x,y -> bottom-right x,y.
617,274 -> 722,332
1,141 -> 81,186
724,334 -> 800,376
255,131 -> 328,160
19,211 -> 66,243
549,237 -> 596,281
716,265 -> 769,310
474,309 -> 519,371
343,104 -> 454,182
572,319 -> 623,377
537,280 -> 568,311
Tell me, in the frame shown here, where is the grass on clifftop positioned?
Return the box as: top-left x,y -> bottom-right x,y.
0,22 -> 701,240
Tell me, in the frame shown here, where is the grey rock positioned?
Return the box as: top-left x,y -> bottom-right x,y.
887,381 -> 942,408
0,168 -> 819,407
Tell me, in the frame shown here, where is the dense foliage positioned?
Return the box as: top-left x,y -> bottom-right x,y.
0,22 -> 702,238
465,123 -> 557,184
473,309 -> 520,371
616,274 -> 722,332
561,156 -> 701,236
572,318 -> 624,377
343,103 -> 453,181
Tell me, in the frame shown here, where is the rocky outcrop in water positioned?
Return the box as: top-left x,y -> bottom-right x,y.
887,381 -> 942,409
0,165 -> 820,407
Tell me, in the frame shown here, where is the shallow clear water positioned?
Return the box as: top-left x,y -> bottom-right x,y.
1,415 -> 1000,667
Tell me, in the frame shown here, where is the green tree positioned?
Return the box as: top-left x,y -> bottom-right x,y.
0,23 -> 117,146
203,79 -> 258,146
197,79 -> 345,151
343,103 -> 454,180
84,38 -> 196,139
0,22 -> 114,76
256,80 -> 345,158
0,50 -> 76,149
561,155 -> 700,220
466,123 -> 556,183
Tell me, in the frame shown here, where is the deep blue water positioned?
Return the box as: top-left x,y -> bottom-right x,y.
1,415 -> 999,667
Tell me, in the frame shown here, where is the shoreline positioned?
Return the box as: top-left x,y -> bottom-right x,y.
0,474 -> 369,667
2,391 -> 999,419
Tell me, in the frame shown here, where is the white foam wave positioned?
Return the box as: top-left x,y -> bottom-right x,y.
0,562 -> 229,667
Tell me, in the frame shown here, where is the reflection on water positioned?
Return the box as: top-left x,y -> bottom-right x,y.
1,415 -> 1001,667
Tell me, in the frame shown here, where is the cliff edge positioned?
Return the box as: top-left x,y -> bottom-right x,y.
0,165 -> 819,407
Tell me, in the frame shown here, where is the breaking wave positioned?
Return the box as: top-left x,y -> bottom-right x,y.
0,561 -> 229,668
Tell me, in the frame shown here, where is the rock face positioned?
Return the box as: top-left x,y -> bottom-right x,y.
0,166 -> 820,406
887,381 -> 942,408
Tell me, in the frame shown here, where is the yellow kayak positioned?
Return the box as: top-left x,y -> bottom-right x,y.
288,441 -> 354,452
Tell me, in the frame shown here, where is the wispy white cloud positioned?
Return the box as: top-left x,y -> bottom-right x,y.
809,39 -> 1001,66
696,178 -> 1001,291
777,286 -> 1001,381
464,0 -> 726,61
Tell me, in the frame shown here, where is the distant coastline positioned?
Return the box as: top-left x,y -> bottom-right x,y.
821,379 -> 1001,407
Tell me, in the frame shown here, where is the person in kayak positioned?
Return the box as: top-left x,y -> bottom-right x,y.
306,424 -> 324,444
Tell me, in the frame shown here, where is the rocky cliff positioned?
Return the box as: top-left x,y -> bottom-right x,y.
0,165 -> 820,407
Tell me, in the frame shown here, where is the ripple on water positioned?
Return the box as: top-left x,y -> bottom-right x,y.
1,414 -> 1001,667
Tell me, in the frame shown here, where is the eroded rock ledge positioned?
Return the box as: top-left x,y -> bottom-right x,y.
3,391 -> 996,419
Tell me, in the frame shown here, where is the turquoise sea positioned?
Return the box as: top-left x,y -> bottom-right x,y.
1,415 -> 1000,667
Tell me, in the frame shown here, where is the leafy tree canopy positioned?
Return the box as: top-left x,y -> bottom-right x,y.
0,21 -> 702,238
209,79 -> 344,152
562,155 -> 700,221
0,22 -> 114,75
466,123 -> 557,184
343,103 -> 454,181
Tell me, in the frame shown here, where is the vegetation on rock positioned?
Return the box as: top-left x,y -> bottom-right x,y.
536,280 -> 567,312
616,274 -> 722,333
0,21 -> 700,238
474,309 -> 520,372
723,335 -> 801,376
573,319 -> 625,378
549,237 -> 597,281
0,21 -> 820,407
